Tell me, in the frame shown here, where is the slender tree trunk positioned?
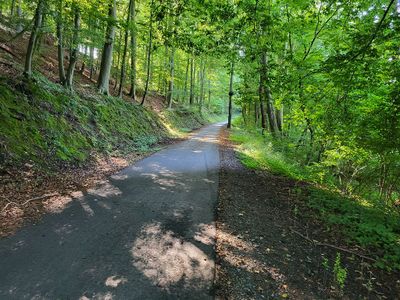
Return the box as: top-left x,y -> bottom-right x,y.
276,107 -> 283,131
189,53 -> 194,105
97,0 -> 117,95
199,59 -> 205,111
227,62 -> 234,129
183,57 -> 189,103
207,79 -> 211,108
118,0 -> 133,98
167,47 -> 175,108
56,0 -> 65,85
65,4 -> 80,90
15,0 -> 22,32
261,52 -> 279,134
10,0 -> 15,16
113,28 -> 123,91
24,0 -> 44,78
259,56 -> 267,129
141,0 -> 154,105
89,46 -> 94,79
129,0 -> 136,100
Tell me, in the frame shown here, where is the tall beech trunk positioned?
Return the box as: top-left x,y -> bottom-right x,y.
141,0 -> 154,105
167,47 -> 175,108
207,79 -> 211,108
56,0 -> 65,84
189,53 -> 194,105
65,4 -> 80,90
24,0 -> 44,77
118,0 -> 133,98
113,28 -> 123,91
89,46 -> 94,79
129,0 -> 137,100
276,107 -> 283,131
183,57 -> 189,102
199,59 -> 205,111
15,0 -> 22,32
260,52 -> 279,134
97,0 -> 117,95
10,0 -> 15,16
227,62 -> 234,129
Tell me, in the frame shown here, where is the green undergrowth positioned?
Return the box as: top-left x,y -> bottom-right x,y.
230,122 -> 400,271
0,74 -> 216,168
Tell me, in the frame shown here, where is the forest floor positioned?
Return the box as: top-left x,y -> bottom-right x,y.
215,128 -> 400,299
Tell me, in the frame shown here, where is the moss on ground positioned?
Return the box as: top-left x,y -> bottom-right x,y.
0,74 -> 215,168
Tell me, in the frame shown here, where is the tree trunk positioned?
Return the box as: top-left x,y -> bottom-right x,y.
259,65 -> 267,130
276,106 -> 283,131
56,0 -> 65,85
227,62 -> 234,129
260,52 -> 279,134
97,0 -> 117,95
113,28 -> 123,91
65,4 -> 80,90
89,46 -> 94,79
141,0 -> 154,105
15,0 -> 22,32
10,0 -> 15,16
167,47 -> 175,108
189,53 -> 194,105
24,0 -> 44,78
183,57 -> 189,103
129,0 -> 137,100
118,0 -> 133,98
199,59 -> 205,111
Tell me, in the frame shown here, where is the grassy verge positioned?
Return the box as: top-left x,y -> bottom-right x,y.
230,122 -> 400,271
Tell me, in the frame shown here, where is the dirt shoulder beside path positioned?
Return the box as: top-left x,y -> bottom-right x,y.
215,127 -> 400,299
0,138 -> 183,237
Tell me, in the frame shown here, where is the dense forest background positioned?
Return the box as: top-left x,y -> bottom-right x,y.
0,0 -> 399,272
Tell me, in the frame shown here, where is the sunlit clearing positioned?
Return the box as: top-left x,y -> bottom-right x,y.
88,180 -> 122,198
131,222 -> 214,290
105,275 -> 128,288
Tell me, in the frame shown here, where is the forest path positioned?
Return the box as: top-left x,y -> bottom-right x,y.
0,123 -> 223,299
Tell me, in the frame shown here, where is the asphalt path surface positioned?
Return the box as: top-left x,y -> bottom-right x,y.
0,123 -> 223,299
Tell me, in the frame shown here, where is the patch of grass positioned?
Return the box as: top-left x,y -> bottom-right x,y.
230,124 -> 400,271
231,128 -> 306,180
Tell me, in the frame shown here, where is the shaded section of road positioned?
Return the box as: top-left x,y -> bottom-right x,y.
0,123 -> 223,299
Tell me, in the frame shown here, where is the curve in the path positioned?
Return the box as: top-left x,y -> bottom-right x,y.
0,123 -> 223,300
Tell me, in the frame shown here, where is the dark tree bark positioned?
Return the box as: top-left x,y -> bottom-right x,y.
113,28 -> 123,91
97,0 -> 117,95
227,62 -> 234,129
15,0 -> 22,32
199,59 -> 206,111
183,57 -> 189,103
260,52 -> 279,134
65,4 -> 80,90
118,0 -> 133,98
189,53 -> 194,105
56,0 -> 65,85
24,0 -> 44,78
141,0 -> 154,105
129,0 -> 137,100
167,47 -> 175,108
